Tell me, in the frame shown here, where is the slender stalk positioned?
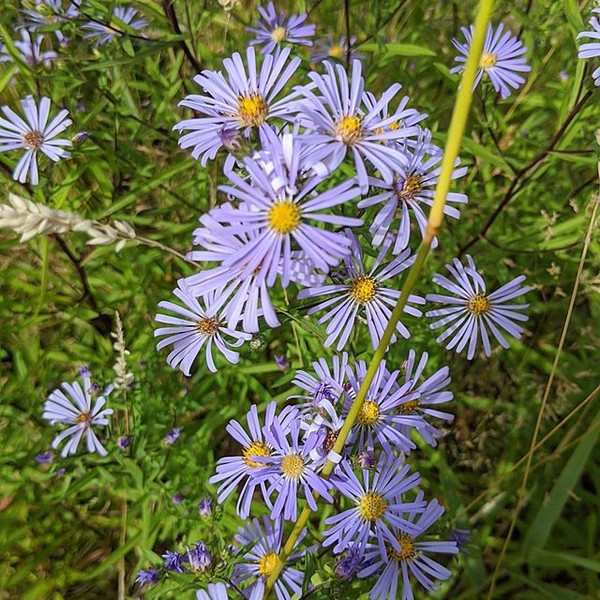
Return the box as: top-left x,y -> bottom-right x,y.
264,0 -> 495,595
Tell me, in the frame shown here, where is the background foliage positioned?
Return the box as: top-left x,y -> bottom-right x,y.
0,0 -> 599,598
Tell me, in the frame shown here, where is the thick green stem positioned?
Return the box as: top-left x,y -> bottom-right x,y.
265,0 -> 495,594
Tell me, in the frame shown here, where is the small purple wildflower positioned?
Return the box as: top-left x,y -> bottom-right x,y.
20,0 -> 81,45
233,515 -> 306,600
185,542 -> 212,573
116,436 -> 130,451
77,365 -> 91,377
297,231 -> 425,350
172,493 -> 183,505
274,355 -> 289,370
0,95 -> 72,185
334,544 -> 363,580
198,497 -> 212,517
451,23 -> 531,99
0,30 -> 57,68
425,255 -> 530,359
81,7 -> 147,46
164,427 -> 182,446
154,282 -> 251,375
163,549 -> 186,573
42,373 -> 113,457
356,450 -> 375,469
247,2 -> 315,55
323,454 -> 424,556
36,451 -> 54,465
135,568 -> 161,585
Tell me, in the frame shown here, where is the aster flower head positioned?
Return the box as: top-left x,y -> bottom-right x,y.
323,454 -> 424,556
36,450 -> 54,464
135,568 -> 161,585
297,230 -> 425,351
185,542 -> 212,573
197,583 -> 230,600
0,30 -> 57,68
116,435 -> 129,451
359,129 -> 468,253
174,46 -> 301,166
209,402 -> 297,518
42,373 -> 113,457
164,427 -> 182,445
233,515 -> 306,600
255,418 -> 333,521
359,494 -> 459,600
163,550 -> 186,573
247,2 -> 315,55
198,497 -> 212,517
334,544 -> 364,580
311,35 -> 362,63
81,7 -> 147,46
451,22 -> 531,99
295,59 -> 421,192
426,255 -> 530,360
154,282 -> 251,375
577,8 -> 600,86
208,129 -> 363,288
398,350 -> 454,447
344,360 -> 425,454
20,0 -> 81,45
0,95 -> 72,185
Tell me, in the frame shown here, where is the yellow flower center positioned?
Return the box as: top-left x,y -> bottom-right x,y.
23,130 -> 44,150
196,316 -> 220,336
358,491 -> 387,521
237,93 -> 269,127
467,293 -> 491,316
271,26 -> 287,43
329,44 -> 344,58
388,533 -> 417,561
258,552 -> 278,576
267,201 -> 301,234
375,120 -> 402,136
349,276 -> 377,304
281,453 -> 305,478
398,174 -> 423,201
335,115 -> 363,145
357,400 -> 380,426
242,440 -> 271,468
479,52 -> 497,69
75,411 -> 91,424
398,398 -> 420,414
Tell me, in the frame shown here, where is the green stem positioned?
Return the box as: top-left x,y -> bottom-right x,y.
264,0 -> 495,594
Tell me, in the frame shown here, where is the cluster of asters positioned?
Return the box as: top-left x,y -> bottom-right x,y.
154,6 -> 535,374
162,350 -> 456,599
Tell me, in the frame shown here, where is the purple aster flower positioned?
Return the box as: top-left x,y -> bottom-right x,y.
20,0 -> 81,45
233,515 -> 306,600
398,350 -> 454,447
425,255 -> 530,359
290,353 -> 349,414
196,583 -> 229,600
81,7 -> 147,46
246,2 -> 315,55
116,435 -> 129,451
163,549 -> 186,573
355,450 -> 375,469
359,494 -> 459,600
311,35 -> 362,63
295,59 -> 420,192
77,364 -> 91,377
198,497 -> 212,517
255,418 -> 333,521
135,568 -> 161,585
274,355 -> 289,370
323,454 -> 424,556
185,541 -> 212,573
164,427 -> 182,445
577,8 -> 600,86
451,23 -> 531,99
155,283 -> 251,375
42,373 -> 113,457
344,360 -> 424,454
0,95 -> 71,185
210,402 -> 297,518
174,46 -> 300,166
0,30 -> 57,68
358,129 -> 468,253
213,128 -> 362,284
36,450 -> 54,465
297,231 -> 425,350
172,493 -> 183,505
334,544 -> 364,580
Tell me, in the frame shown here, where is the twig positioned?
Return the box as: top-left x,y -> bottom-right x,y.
161,0 -> 203,72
